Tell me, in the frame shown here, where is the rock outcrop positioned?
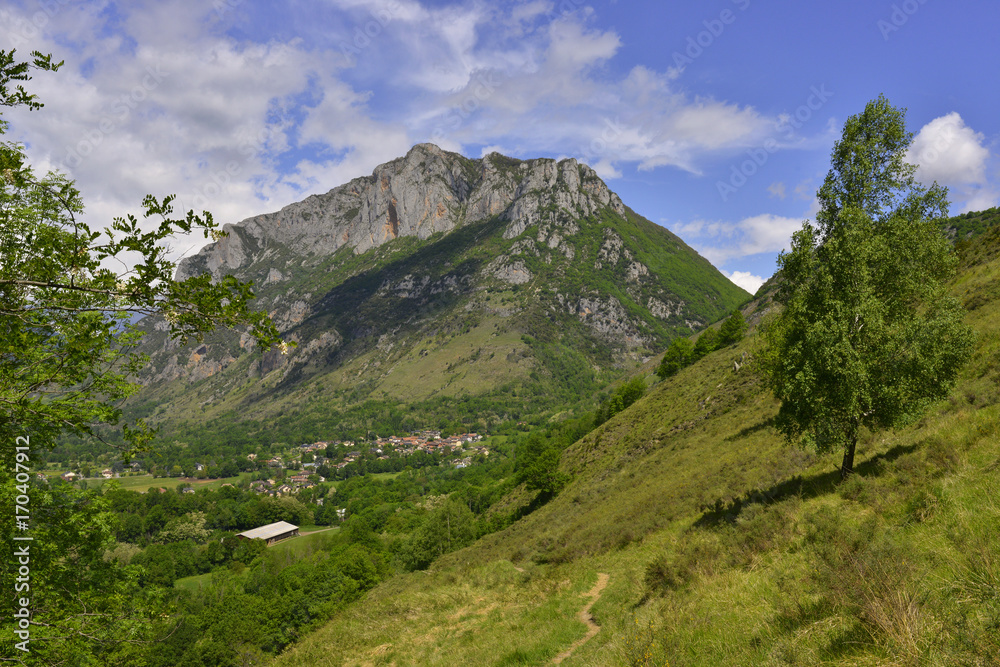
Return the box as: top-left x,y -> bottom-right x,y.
177,144 -> 624,281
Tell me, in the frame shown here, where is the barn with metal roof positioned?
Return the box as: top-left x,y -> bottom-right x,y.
236,521 -> 299,545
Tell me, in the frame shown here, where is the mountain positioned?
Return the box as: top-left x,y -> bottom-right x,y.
130,144 -> 748,441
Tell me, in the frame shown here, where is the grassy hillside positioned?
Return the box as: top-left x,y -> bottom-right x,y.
271,226 -> 1000,666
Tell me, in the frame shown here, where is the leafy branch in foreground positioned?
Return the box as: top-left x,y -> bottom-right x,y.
0,56 -> 281,457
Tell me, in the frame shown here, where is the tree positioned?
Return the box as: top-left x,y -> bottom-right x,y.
692,327 -> 718,359
717,310 -> 747,346
594,376 -> 647,425
515,431 -> 570,495
760,95 -> 974,479
0,50 -> 282,662
657,337 -> 695,378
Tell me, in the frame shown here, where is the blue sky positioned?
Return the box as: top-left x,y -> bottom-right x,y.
3,0 -> 998,292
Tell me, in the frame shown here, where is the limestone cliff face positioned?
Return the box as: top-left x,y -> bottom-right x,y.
176,144 -> 624,281
142,144 -> 748,397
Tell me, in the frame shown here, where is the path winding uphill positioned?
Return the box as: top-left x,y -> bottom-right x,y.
552,573 -> 610,665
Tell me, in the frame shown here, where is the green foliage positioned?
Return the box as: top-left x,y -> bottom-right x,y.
692,327 -> 718,359
656,338 -> 695,379
594,376 -> 647,426
941,205 -> 1000,243
515,432 -> 571,495
761,95 -> 975,478
400,498 -> 477,570
717,310 -> 747,347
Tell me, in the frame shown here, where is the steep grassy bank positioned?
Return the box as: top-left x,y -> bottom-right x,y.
272,227 -> 1000,666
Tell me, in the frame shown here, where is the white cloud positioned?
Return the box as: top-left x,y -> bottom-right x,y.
724,270 -> 765,294
767,182 -> 786,199
673,213 -> 803,266
958,187 -> 1000,214
907,113 -> 989,185
907,113 -> 998,213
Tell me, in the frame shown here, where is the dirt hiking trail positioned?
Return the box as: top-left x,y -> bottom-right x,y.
552,572 -> 609,664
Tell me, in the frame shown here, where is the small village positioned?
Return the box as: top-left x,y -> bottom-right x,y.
246,430 -> 487,497
50,430 -> 489,498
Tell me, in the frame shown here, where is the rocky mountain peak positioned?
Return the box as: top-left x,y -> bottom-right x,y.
176,144 -> 624,281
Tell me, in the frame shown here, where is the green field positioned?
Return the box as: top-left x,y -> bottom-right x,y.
174,527 -> 342,594
270,527 -> 341,559
39,471 -> 250,494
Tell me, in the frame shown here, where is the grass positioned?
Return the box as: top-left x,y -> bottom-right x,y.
269,230 -> 1000,666
274,561 -> 604,666
95,473 -> 250,494
269,527 -> 341,560
174,571 -> 214,593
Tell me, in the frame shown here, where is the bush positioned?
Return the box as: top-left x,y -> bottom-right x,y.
693,328 -> 718,359
717,310 -> 747,346
657,338 -> 695,379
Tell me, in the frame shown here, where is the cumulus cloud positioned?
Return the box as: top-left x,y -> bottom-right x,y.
907,113 -> 998,213
672,213 -> 803,268
767,182 -> 786,199
724,270 -> 765,294
907,113 -> 989,184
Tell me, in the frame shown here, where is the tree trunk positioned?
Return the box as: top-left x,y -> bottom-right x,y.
840,431 -> 858,479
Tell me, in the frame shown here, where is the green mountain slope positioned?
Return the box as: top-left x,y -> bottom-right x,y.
941,205 -> 1000,242
272,225 -> 1000,665
126,146 -> 748,444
